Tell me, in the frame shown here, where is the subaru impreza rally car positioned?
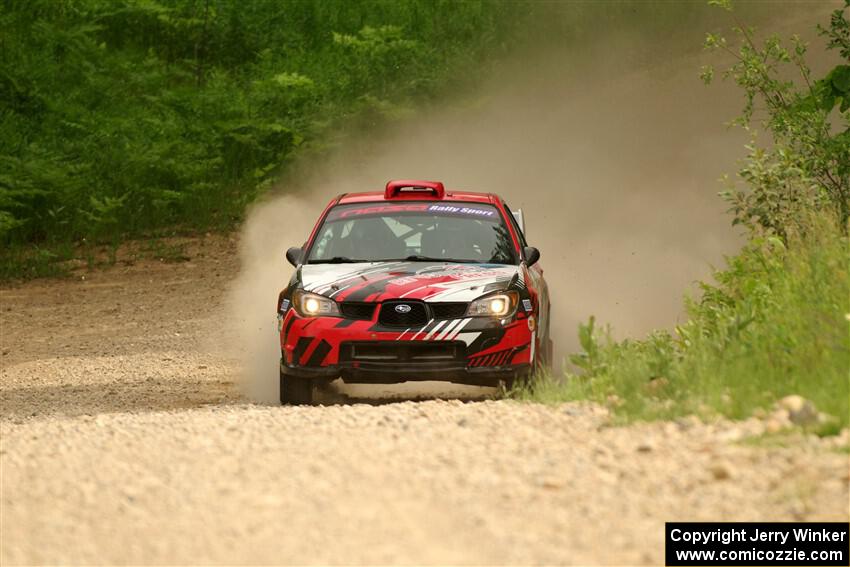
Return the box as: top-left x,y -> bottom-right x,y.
277,180 -> 551,404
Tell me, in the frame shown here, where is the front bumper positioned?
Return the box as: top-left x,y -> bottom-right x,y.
279,305 -> 536,387
280,359 -> 531,387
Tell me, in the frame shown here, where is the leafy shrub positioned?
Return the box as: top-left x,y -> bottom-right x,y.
0,0 -> 528,266
527,2 -> 850,431
546,214 -> 848,428
703,0 -> 850,235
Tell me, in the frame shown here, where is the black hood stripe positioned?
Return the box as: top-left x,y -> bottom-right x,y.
306,262 -> 408,294
339,273 -> 401,302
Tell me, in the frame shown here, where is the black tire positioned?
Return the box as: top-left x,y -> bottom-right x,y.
279,369 -> 313,405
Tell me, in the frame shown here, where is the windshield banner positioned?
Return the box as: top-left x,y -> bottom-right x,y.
327,203 -> 499,222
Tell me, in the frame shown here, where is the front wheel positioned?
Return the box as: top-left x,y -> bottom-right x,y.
280,369 -> 313,405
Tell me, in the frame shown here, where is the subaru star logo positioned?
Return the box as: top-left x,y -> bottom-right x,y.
394,304 -> 412,313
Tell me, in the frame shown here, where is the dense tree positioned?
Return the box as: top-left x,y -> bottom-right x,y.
0,0 -> 526,249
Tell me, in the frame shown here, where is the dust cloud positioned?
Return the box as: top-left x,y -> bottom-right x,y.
227,3 -> 837,401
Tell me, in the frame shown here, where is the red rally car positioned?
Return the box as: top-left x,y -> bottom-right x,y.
277,180 -> 552,404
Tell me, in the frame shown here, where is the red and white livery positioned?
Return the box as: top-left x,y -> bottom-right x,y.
277,180 -> 551,404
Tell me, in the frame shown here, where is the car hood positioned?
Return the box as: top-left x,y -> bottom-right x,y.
298,261 -> 519,303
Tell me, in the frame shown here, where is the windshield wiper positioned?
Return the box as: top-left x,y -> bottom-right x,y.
400,255 -> 481,263
308,256 -> 368,264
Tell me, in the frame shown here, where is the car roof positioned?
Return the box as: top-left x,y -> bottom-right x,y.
337,190 -> 497,205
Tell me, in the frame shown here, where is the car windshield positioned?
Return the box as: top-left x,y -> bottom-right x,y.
306,201 -> 517,264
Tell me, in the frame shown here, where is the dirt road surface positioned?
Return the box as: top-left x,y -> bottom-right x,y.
2,236 -> 848,565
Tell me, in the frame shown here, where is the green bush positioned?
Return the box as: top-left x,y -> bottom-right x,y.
534,215 -> 848,428
0,0 -> 527,258
0,1 -> 806,277
524,2 -> 850,432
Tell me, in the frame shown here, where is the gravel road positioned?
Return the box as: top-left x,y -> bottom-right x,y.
2,236 -> 848,565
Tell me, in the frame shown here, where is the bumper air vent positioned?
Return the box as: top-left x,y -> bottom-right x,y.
429,302 -> 468,320
339,302 -> 377,320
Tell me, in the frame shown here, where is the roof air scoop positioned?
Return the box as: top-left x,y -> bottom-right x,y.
384,179 -> 445,200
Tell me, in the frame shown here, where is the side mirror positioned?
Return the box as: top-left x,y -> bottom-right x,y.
523,246 -> 540,267
285,246 -> 302,267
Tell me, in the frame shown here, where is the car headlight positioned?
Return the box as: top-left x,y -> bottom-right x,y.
292,290 -> 340,317
466,291 -> 519,318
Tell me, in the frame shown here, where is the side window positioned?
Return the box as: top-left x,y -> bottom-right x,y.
502,202 -> 528,248
313,220 -> 353,258
312,225 -> 335,258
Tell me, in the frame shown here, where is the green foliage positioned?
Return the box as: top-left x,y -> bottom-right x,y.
702,0 -> 850,233
0,0 -> 527,265
0,0 -> 805,279
569,316 -> 604,374
533,215 -> 849,429
0,243 -> 73,280
528,4 -> 850,433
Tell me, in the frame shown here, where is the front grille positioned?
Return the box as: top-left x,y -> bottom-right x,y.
339,302 -> 376,320
340,341 -> 465,363
430,302 -> 468,320
378,300 -> 428,327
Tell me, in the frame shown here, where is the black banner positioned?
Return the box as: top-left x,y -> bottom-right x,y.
666,522 -> 849,566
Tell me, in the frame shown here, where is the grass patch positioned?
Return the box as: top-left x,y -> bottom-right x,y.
0,236 -> 197,283
521,214 -> 850,431
141,240 -> 191,264
0,246 -> 73,281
